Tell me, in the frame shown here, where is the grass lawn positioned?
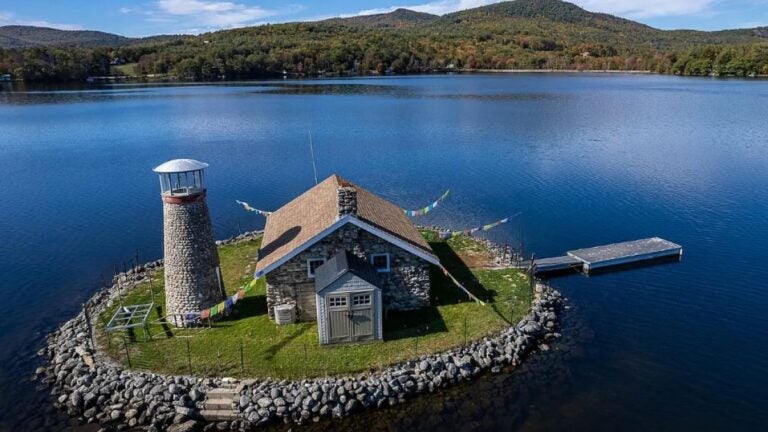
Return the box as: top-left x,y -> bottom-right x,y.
111,63 -> 137,76
98,233 -> 530,379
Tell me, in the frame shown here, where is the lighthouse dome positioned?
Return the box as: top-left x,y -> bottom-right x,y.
153,159 -> 209,173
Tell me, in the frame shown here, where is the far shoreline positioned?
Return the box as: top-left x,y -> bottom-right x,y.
465,68 -> 656,74
4,70 -> 767,91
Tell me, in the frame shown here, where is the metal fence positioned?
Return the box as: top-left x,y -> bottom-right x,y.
102,312 -> 515,379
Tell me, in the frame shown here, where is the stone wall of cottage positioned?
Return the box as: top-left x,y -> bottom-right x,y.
265,223 -> 431,320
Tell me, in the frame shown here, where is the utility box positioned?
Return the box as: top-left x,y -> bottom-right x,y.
274,304 -> 296,325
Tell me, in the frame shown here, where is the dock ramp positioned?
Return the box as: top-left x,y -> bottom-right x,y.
534,237 -> 682,276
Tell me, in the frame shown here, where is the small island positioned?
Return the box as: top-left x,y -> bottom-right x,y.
97,229 -> 532,378
39,159 -> 563,431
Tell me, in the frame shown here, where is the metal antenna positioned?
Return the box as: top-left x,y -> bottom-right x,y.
309,130 -> 318,185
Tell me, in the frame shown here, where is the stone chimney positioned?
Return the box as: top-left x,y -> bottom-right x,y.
337,186 -> 357,216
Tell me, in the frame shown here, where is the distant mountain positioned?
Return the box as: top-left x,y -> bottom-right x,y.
443,0 -> 634,25
0,25 -> 184,49
2,0 -> 768,81
319,0 -> 765,49
435,0 -> 764,48
322,8 -> 439,28
0,25 -> 131,48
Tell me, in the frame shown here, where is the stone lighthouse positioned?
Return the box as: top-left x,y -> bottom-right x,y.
153,159 -> 225,327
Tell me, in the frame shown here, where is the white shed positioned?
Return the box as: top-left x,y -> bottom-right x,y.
314,250 -> 383,345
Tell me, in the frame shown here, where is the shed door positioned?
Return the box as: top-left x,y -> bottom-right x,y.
327,294 -> 351,343
350,292 -> 374,341
296,283 -> 317,321
326,291 -> 374,343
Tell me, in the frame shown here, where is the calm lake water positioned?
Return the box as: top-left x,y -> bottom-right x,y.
1,74 -> 767,431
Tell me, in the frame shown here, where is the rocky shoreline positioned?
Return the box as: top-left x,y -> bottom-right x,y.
37,230 -> 563,432
234,282 -> 562,427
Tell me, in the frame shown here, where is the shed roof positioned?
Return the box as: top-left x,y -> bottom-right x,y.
153,159 -> 209,173
254,174 -> 436,276
314,250 -> 380,293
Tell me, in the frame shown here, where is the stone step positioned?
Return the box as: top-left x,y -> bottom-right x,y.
199,409 -> 240,421
204,398 -> 234,410
207,387 -> 238,396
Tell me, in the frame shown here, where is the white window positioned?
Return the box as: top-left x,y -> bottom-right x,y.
370,253 -> 390,273
307,258 -> 325,278
328,295 -> 347,308
352,294 -> 371,306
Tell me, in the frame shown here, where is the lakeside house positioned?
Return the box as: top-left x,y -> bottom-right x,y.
253,174 -> 440,345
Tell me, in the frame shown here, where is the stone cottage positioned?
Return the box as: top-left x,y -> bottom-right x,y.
253,175 -> 439,343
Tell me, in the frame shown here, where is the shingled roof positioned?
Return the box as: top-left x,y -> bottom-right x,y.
314,250 -> 381,293
254,175 -> 437,276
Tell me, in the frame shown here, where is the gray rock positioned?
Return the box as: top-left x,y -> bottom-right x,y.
446,363 -> 458,377
345,398 -> 360,413
69,390 -> 83,409
257,397 -> 272,408
521,322 -> 542,335
168,420 -> 200,432
189,389 -> 203,402
239,395 -> 250,408
175,406 -> 196,417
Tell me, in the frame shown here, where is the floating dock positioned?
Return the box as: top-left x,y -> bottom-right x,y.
533,237 -> 682,276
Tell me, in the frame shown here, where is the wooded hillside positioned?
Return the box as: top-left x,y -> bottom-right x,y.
2,0 -> 767,82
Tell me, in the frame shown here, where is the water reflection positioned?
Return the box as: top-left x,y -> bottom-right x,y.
0,80 -> 560,106
285,305 -> 590,432
1,74 -> 768,431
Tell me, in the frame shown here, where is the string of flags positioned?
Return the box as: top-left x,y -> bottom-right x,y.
182,213 -> 518,320
439,264 -> 486,305
183,277 -> 260,322
448,213 -> 521,237
183,261 -> 487,322
235,200 -> 272,217
218,188 -> 516,316
403,189 -> 450,217
237,189 -> 451,219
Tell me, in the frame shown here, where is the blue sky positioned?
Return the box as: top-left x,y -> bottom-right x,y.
0,0 -> 766,37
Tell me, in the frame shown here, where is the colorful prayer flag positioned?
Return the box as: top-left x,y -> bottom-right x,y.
236,200 -> 273,217
184,275 -> 263,320
451,213 -> 520,237
439,264 -> 485,306
403,189 -> 450,217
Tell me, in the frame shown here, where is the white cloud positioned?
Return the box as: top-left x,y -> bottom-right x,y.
354,0 -> 498,17
153,0 -> 302,28
347,0 -> 717,19
0,10 -> 83,30
572,0 -> 716,19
